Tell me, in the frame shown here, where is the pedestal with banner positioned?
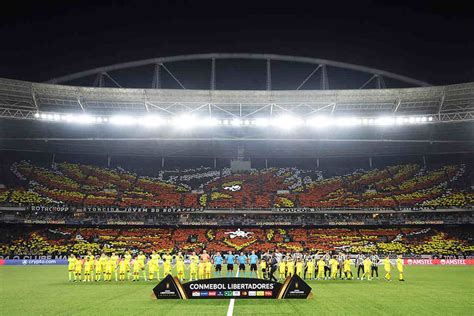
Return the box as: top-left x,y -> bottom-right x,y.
153,274 -> 311,299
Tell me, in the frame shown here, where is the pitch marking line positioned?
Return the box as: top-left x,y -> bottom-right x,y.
226,269 -> 240,316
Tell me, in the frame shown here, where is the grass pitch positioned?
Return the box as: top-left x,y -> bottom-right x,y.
1,265 -> 473,315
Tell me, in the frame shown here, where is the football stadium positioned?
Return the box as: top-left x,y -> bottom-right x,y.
0,53 -> 473,316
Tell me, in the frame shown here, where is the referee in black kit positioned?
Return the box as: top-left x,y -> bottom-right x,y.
356,253 -> 364,279
268,253 -> 278,282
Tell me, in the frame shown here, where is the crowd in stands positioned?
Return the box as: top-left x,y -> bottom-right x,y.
1,225 -> 472,257
0,161 -> 472,210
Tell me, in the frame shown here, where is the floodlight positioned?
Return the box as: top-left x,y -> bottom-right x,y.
272,115 -> 303,129
336,117 -> 360,127
76,115 -> 95,124
375,116 -> 395,126
172,114 -> 197,128
64,114 -> 74,122
255,118 -> 269,127
34,112 -> 40,118
110,115 -> 136,125
140,115 -> 164,128
231,118 -> 242,126
306,116 -> 332,128
202,117 -> 219,127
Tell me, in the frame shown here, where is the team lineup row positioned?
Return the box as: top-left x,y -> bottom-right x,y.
67,250 -> 405,283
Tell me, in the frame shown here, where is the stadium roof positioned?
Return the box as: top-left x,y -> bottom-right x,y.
0,78 -> 473,119
0,54 -> 473,159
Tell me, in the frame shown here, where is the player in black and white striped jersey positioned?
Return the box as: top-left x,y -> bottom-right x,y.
356,254 -> 365,279
371,254 -> 380,279
323,253 -> 331,280
337,252 -> 346,279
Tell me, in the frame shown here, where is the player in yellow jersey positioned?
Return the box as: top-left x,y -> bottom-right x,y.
149,251 -> 161,280
123,251 -> 132,280
136,251 -> 146,280
329,256 -> 338,280
296,258 -> 304,278
95,253 -> 106,281
198,260 -> 205,280
147,254 -> 157,281
382,256 -> 392,281
87,252 -> 96,280
278,260 -> 286,280
83,256 -> 94,282
118,259 -> 127,281
259,259 -> 267,279
286,258 -> 295,277
132,258 -> 141,281
189,252 -> 199,265
362,256 -> 372,280
162,252 -> 173,276
396,255 -> 405,281
343,257 -> 353,280
147,257 -> 157,281
110,252 -> 119,281
189,252 -> 199,281
189,258 -> 198,281
205,260 -> 212,279
84,251 -> 95,281
73,256 -> 83,282
94,256 -> 103,281
306,259 -> 315,280
317,257 -> 325,280
105,257 -> 114,281
67,254 -> 76,281
100,253 -> 108,270
175,252 -> 186,281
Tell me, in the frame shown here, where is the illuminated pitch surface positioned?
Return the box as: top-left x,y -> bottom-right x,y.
1,266 -> 473,315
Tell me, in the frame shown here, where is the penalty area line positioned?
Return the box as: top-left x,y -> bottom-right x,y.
226,270 -> 239,316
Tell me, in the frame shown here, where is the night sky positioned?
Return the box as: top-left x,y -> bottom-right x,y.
0,0 -> 472,86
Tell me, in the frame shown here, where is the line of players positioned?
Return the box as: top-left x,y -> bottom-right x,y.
67,250 -> 405,282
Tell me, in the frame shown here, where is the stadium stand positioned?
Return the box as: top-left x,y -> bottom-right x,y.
1,225 -> 472,257
0,160 -> 472,210
1,155 -> 472,258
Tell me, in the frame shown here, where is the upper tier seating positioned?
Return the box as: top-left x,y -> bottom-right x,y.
1,161 -> 472,210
